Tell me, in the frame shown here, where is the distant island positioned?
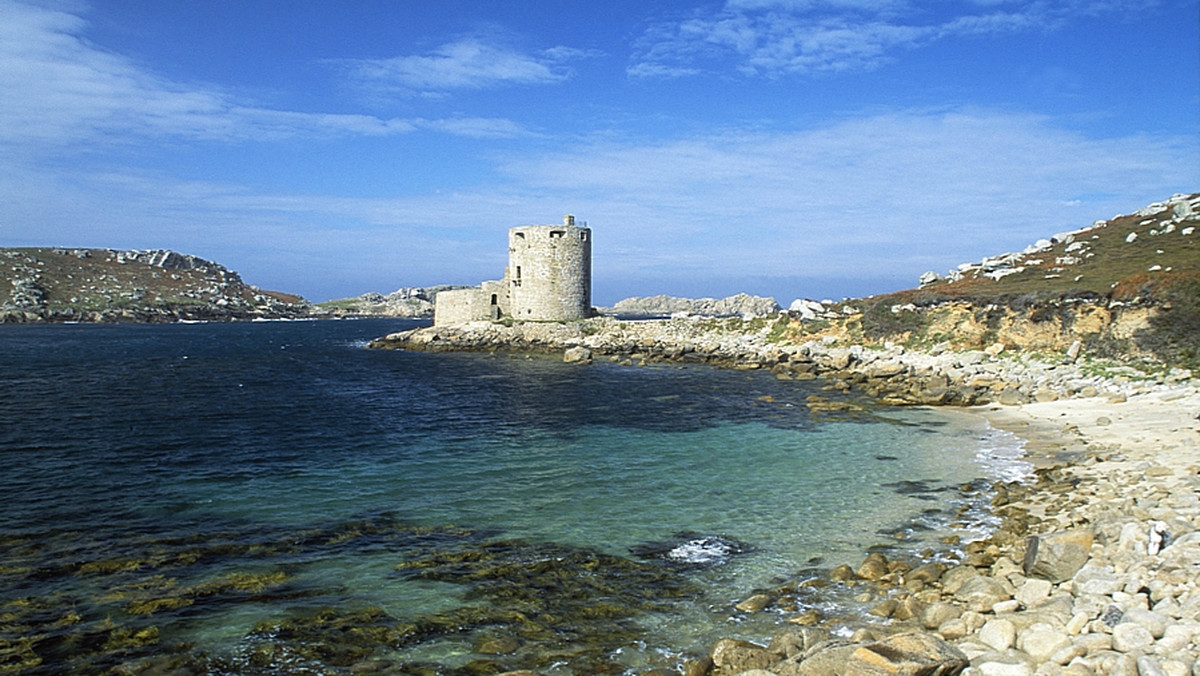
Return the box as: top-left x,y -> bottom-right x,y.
0,248 -> 313,323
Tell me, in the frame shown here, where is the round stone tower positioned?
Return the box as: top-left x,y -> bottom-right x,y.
507,215 -> 592,321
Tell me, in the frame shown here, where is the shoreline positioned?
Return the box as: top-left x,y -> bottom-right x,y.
370,319 -> 1200,675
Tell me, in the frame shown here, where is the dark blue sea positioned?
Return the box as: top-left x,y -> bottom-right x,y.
0,319 -> 1029,675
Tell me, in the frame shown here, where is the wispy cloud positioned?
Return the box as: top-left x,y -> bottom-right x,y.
0,1 -> 528,149
629,0 -> 1157,78
413,116 -> 538,139
340,38 -> 594,96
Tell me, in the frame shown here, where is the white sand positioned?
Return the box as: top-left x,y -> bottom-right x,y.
974,387 -> 1200,471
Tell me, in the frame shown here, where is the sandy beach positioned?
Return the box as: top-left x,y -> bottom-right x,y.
977,388 -> 1200,469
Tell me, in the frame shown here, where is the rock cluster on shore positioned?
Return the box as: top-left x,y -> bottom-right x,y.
678,442 -> 1200,676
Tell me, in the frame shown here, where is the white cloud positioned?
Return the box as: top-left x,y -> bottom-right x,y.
628,0 -> 1150,78
341,38 -> 586,96
0,1 -> 527,150
414,116 -> 537,139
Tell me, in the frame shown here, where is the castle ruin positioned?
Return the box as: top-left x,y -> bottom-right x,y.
434,215 -> 592,326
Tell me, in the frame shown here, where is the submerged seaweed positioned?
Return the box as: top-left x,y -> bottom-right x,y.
0,514 -> 703,675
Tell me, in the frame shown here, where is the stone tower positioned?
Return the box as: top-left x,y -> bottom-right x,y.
432,214 -> 592,326
506,215 -> 592,321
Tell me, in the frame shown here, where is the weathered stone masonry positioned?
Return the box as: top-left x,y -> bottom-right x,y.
434,215 -> 592,326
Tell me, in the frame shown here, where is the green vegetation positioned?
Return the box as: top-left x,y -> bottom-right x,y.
765,314 -> 791,343
913,203 -> 1199,302
859,299 -> 926,341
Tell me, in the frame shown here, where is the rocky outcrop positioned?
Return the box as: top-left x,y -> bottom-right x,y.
605,293 -> 782,318
319,285 -> 469,318
0,247 -> 314,323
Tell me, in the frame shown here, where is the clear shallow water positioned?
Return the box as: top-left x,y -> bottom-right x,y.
0,319 -> 1028,674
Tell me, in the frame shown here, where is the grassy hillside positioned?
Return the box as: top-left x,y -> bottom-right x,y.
904,192 -> 1199,303
782,193 -> 1200,370
1,247 -> 312,322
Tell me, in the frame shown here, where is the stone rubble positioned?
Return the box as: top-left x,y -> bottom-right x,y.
370,314 -> 1192,410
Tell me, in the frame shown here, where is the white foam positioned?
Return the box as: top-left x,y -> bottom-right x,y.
667,537 -> 738,564
975,424 -> 1033,483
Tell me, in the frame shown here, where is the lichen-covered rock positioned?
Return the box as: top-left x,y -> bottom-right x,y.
709,638 -> 775,674
1022,528 -> 1094,583
844,632 -> 968,676
952,575 -> 1010,613
562,346 -> 593,363
1110,622 -> 1155,653
774,640 -> 859,676
856,553 -> 890,581
1015,622 -> 1070,663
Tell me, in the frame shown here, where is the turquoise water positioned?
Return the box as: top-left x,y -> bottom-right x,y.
0,319 -> 1027,674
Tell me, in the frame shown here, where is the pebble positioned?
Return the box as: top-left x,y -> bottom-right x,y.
1112,622 -> 1156,652
978,619 -> 1016,651
1121,607 -> 1169,638
1016,623 -> 1071,662
1015,578 -> 1053,608
975,661 -> 1034,676
1137,656 -> 1168,676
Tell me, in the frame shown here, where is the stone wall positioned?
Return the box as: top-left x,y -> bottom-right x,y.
433,280 -> 509,325
433,287 -> 490,326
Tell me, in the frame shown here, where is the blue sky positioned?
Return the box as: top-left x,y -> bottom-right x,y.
1,0 -> 1196,305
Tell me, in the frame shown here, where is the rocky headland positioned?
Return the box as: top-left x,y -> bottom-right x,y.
0,248 -> 316,322
369,193 -> 1200,676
